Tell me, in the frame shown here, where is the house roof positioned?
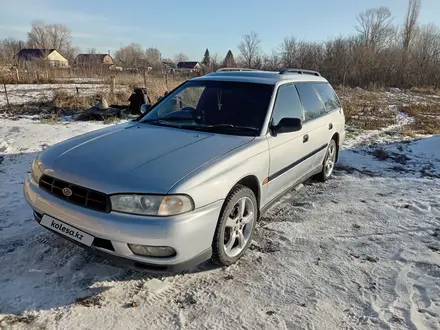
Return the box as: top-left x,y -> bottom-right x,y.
76,54 -> 112,63
15,49 -> 56,60
176,61 -> 199,69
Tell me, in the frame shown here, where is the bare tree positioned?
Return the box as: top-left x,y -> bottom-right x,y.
173,53 -> 189,64
27,21 -> 75,60
411,23 -> 440,85
403,0 -> 421,50
279,36 -> 297,67
145,47 -> 162,70
210,53 -> 220,71
356,7 -> 395,51
0,38 -> 26,64
238,31 -> 261,68
295,41 -> 324,70
114,43 -> 145,69
261,50 -> 280,71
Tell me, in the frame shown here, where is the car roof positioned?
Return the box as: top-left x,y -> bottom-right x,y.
191,69 -> 329,85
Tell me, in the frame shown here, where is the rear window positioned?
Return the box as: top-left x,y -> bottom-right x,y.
312,83 -> 341,111
295,82 -> 326,121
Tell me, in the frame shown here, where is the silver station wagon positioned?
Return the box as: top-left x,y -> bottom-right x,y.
24,69 -> 345,272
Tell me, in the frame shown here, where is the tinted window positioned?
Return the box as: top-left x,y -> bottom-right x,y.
312,83 -> 341,111
296,83 -> 326,121
271,84 -> 304,126
141,81 -> 274,135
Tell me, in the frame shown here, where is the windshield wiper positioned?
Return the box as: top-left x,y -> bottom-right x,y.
141,117 -> 192,123
140,119 -> 258,134
198,124 -> 258,133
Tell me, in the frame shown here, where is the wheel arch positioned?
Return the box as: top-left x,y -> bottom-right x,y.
331,132 -> 340,162
234,175 -> 261,210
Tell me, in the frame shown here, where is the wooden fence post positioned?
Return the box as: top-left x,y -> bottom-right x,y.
143,70 -> 147,88
110,76 -> 115,95
3,84 -> 10,111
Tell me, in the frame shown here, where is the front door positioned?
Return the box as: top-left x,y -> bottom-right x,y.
266,84 -> 309,203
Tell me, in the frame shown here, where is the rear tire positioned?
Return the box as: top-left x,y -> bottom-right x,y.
317,139 -> 337,182
211,185 -> 257,266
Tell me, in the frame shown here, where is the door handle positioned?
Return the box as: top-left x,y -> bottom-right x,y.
329,123 -> 333,130
303,134 -> 309,143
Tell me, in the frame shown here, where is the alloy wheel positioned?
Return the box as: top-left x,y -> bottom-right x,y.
223,196 -> 255,258
325,142 -> 337,177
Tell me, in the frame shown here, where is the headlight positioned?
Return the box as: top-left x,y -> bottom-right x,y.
110,194 -> 194,216
31,159 -> 43,183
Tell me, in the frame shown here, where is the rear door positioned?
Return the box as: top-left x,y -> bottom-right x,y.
295,82 -> 330,170
266,84 -> 308,202
311,82 -> 344,145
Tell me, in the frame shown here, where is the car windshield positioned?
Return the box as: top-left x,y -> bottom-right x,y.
139,80 -> 274,136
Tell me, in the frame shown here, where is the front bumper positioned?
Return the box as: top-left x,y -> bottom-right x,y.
24,175 -> 223,272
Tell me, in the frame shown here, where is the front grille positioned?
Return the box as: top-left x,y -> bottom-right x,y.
39,175 -> 110,213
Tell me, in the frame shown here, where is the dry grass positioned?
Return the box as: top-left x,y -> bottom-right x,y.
51,90 -> 90,110
410,87 -> 440,96
50,90 -> 131,110
340,91 -> 395,130
144,77 -> 183,101
0,89 -> 132,119
402,128 -> 417,138
39,115 -> 60,125
400,103 -> 440,135
0,68 -> 188,89
0,74 -> 56,84
0,74 -> 182,120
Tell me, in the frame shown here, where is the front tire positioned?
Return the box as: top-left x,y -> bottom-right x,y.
317,139 -> 337,182
211,185 -> 257,266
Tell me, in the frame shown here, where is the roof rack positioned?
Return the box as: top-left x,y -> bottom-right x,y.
279,68 -> 321,76
216,68 -> 258,72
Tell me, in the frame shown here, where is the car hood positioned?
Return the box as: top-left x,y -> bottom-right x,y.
39,122 -> 253,194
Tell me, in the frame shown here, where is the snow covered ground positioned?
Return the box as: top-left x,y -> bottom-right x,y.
0,83 -> 127,107
0,112 -> 439,329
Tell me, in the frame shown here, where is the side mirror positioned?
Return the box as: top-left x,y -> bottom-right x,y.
272,117 -> 302,134
140,103 -> 151,114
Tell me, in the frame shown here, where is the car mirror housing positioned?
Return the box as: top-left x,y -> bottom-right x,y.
272,117 -> 302,134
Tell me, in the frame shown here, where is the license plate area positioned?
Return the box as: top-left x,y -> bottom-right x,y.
40,215 -> 94,247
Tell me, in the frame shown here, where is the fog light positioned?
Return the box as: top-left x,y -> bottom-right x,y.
128,244 -> 176,258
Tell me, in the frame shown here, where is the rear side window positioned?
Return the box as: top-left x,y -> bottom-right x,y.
312,83 -> 341,111
295,83 -> 326,121
271,84 -> 304,126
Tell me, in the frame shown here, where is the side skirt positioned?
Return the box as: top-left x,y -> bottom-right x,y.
260,165 -> 323,216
